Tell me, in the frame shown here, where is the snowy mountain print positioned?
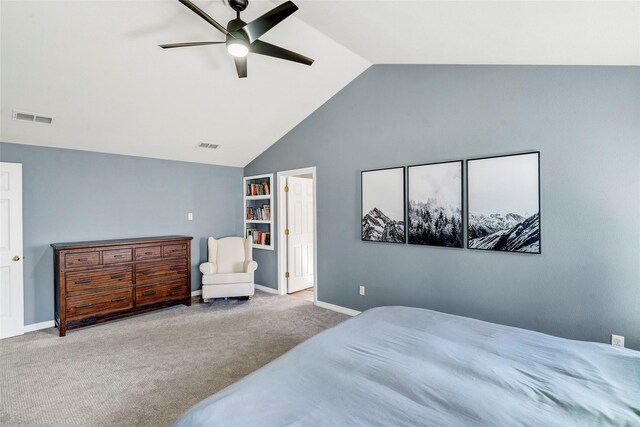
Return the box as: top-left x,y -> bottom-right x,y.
362,208 -> 405,243
468,212 -> 539,252
361,167 -> 406,243
408,161 -> 463,248
467,152 -> 540,254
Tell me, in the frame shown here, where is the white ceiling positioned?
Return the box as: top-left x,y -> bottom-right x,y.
296,1 -> 640,65
1,1 -> 638,167
0,1 -> 370,167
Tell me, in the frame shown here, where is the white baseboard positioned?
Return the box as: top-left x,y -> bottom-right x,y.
315,300 -> 361,317
191,289 -> 202,297
23,320 -> 55,333
254,284 -> 278,294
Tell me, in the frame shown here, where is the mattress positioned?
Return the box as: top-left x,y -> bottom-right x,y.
174,306 -> 640,426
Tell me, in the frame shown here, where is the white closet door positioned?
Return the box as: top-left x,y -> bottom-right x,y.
0,162 -> 24,339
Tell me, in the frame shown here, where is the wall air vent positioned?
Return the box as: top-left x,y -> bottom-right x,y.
13,110 -> 54,125
198,143 -> 219,149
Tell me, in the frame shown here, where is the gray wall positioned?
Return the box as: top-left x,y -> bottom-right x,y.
0,142 -> 243,325
244,65 -> 640,350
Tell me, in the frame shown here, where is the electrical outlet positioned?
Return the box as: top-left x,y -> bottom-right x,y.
611,335 -> 625,348
187,213 -> 193,221
359,286 -> 365,296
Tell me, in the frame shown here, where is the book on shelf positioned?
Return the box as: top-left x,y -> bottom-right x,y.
247,230 -> 270,246
245,205 -> 271,221
246,181 -> 270,196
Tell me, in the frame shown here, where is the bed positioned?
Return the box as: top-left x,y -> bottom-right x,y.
174,306 -> 640,426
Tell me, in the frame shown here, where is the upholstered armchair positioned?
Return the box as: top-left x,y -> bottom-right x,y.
199,236 -> 257,302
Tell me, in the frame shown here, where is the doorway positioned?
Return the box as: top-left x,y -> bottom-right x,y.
0,162 -> 24,339
277,167 -> 317,303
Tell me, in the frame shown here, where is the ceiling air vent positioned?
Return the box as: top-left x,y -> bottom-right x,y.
198,143 -> 219,149
13,110 -> 54,125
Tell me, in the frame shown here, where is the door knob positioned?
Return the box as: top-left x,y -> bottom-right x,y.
12,256 -> 20,262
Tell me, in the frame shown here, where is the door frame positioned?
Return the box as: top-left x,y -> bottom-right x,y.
277,167 -> 317,302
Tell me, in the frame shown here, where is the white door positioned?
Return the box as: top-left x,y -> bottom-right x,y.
0,162 -> 24,339
286,177 -> 314,294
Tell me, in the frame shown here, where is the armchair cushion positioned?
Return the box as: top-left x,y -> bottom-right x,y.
203,272 -> 253,286
216,238 -> 247,273
199,262 -> 217,275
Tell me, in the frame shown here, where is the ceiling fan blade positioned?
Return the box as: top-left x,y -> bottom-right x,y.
159,41 -> 225,49
178,0 -> 229,35
250,40 -> 313,66
234,56 -> 247,79
242,1 -> 298,43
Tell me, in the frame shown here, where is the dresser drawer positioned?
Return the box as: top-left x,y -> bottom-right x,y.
136,260 -> 187,285
135,246 -> 162,261
136,282 -> 188,307
66,288 -> 133,321
103,248 -> 132,264
66,265 -> 133,294
65,251 -> 100,269
162,243 -> 187,258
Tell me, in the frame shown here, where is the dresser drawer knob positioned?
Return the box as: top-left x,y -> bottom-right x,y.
171,249 -> 181,253
144,251 -> 154,255
78,258 -> 89,262
142,290 -> 156,296
75,303 -> 93,309
111,297 -> 126,303
111,274 -> 126,280
142,270 -> 155,275
169,266 -> 181,271
74,278 -> 92,284
113,255 -> 124,259
170,286 -> 182,291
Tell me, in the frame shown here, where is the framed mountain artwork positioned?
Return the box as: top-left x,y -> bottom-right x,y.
467,152 -> 540,253
361,167 -> 406,243
408,160 -> 463,248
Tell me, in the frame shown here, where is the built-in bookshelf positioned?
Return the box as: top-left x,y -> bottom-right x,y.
243,174 -> 273,250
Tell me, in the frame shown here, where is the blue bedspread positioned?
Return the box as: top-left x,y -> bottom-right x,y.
174,306 -> 640,426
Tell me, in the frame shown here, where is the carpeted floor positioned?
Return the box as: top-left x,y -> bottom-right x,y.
0,291 -> 349,427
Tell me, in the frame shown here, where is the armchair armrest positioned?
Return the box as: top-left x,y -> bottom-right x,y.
244,260 -> 258,273
199,262 -> 217,275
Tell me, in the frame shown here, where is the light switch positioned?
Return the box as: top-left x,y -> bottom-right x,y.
187,213 -> 193,221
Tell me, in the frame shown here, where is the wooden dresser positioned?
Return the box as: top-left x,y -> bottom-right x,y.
52,236 -> 193,336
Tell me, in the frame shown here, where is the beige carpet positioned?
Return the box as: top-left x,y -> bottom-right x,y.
0,291 -> 349,427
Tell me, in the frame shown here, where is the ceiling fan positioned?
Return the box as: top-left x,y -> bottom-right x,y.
160,0 -> 314,78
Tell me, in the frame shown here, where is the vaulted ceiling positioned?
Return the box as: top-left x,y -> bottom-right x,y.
1,1 -> 638,167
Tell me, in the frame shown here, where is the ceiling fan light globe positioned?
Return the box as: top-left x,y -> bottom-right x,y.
227,40 -> 249,57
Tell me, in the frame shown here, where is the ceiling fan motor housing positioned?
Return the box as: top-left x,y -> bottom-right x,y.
226,18 -> 249,57
227,18 -> 247,33
226,18 -> 249,49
